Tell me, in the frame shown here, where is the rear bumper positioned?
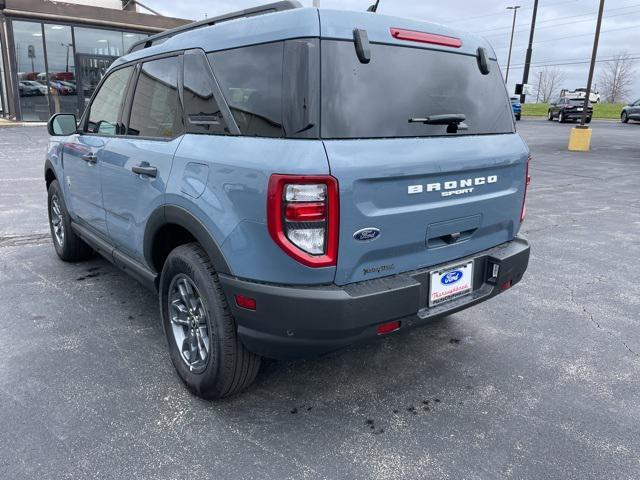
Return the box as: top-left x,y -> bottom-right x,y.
564,110 -> 592,119
219,236 -> 530,359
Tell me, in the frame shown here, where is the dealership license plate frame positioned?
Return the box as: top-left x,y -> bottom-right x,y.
429,261 -> 474,307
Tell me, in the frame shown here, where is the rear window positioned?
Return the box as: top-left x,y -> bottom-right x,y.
321,41 -> 514,139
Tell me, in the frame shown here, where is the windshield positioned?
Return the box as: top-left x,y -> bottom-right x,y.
321,40 -> 514,139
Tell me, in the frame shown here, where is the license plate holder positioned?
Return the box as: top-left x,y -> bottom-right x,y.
429,261 -> 474,307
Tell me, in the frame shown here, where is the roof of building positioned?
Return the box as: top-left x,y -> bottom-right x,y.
0,0 -> 190,32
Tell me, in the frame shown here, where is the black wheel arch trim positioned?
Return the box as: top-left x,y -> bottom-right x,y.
44,159 -> 57,186
144,205 -> 232,276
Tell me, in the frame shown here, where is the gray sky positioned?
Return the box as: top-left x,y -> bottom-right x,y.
145,0 -> 640,102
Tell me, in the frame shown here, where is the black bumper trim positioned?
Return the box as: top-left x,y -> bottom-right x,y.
219,236 -> 530,359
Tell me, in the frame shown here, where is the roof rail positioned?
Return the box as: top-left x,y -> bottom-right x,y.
127,1 -> 303,54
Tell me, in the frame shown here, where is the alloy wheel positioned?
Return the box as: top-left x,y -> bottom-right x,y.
50,194 -> 65,247
168,274 -> 211,373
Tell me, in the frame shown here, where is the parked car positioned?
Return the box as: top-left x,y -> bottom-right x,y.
510,96 -> 522,121
49,80 -> 73,95
548,97 -> 592,123
19,80 -> 47,96
44,1 -> 531,399
561,88 -> 600,103
58,81 -> 77,94
621,99 -> 640,123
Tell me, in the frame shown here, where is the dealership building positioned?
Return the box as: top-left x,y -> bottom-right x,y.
0,0 -> 189,121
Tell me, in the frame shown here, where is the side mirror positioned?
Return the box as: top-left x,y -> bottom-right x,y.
48,113 -> 77,136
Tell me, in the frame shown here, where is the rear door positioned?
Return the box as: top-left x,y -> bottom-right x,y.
63,65 -> 133,235
100,55 -> 184,262
319,38 -> 528,286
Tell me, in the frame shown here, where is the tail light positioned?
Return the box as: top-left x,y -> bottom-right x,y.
267,174 -> 339,267
521,155 -> 532,222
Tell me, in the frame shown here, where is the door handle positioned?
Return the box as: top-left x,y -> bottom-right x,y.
132,164 -> 157,178
81,153 -> 97,164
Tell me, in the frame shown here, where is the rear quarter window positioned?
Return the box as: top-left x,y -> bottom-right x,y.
207,39 -> 319,139
208,43 -> 285,138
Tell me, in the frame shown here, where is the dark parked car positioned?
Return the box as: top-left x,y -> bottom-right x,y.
510,97 -> 521,121
621,100 -> 640,123
548,97 -> 592,123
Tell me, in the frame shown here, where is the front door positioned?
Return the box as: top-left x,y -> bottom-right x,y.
64,64 -> 134,235
101,56 -> 184,262
62,134 -> 108,233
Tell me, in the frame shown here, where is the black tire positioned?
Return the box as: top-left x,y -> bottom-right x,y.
160,243 -> 261,399
558,111 -> 565,123
621,112 -> 629,123
547,110 -> 553,121
515,114 -> 521,121
585,117 -> 592,124
47,179 -> 93,262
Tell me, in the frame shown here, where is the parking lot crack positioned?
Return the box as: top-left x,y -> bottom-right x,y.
563,282 -> 639,359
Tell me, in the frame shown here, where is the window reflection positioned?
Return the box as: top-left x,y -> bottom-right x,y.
13,21 -> 50,121
44,24 -> 77,115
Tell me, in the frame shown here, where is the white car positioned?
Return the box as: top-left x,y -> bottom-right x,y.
20,80 -> 48,95
561,88 -> 600,104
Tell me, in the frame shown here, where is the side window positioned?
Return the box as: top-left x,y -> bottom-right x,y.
86,66 -> 133,135
183,52 -> 228,135
208,42 -> 284,138
127,56 -> 183,138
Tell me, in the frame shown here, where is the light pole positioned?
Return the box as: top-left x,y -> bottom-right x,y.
579,0 -> 605,127
568,0 -> 605,151
520,0 -> 539,103
505,5 -> 520,85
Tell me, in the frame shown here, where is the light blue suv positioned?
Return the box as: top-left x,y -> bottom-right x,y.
45,1 -> 531,398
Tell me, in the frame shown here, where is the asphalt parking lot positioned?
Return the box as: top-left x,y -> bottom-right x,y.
1,118 -> 639,479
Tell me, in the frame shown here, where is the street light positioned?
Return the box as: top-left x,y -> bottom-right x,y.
505,6 -> 520,85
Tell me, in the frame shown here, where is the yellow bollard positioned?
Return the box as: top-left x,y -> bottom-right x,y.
568,126 -> 592,152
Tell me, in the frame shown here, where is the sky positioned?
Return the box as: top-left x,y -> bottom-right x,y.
144,0 -> 640,103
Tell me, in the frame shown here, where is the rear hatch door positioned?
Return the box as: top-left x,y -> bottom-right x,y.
318,14 -> 529,285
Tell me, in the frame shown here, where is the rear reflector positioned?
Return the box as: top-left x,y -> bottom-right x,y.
235,294 -> 257,311
501,280 -> 513,291
390,28 -> 462,48
377,321 -> 401,335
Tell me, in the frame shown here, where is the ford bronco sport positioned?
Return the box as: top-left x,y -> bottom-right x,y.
44,1 -> 531,399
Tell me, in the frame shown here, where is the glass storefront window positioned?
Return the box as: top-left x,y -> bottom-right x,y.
9,21 -> 148,120
74,27 -> 125,57
12,21 -> 50,121
74,28 -> 147,113
44,24 -> 77,115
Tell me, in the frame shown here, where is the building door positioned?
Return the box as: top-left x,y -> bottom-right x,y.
75,53 -> 118,116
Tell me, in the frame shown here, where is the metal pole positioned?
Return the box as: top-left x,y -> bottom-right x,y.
535,70 -> 542,103
520,0 -> 538,103
580,0 -> 605,126
505,5 -> 520,85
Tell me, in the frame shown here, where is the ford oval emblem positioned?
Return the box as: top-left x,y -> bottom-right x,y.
441,270 -> 463,285
353,228 -> 381,242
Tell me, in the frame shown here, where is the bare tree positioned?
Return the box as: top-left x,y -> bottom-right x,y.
533,67 -> 565,103
598,52 -> 635,103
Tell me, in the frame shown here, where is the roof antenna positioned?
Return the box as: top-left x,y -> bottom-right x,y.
367,0 -> 380,12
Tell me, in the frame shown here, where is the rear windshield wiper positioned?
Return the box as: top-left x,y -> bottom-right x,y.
409,114 -> 468,133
